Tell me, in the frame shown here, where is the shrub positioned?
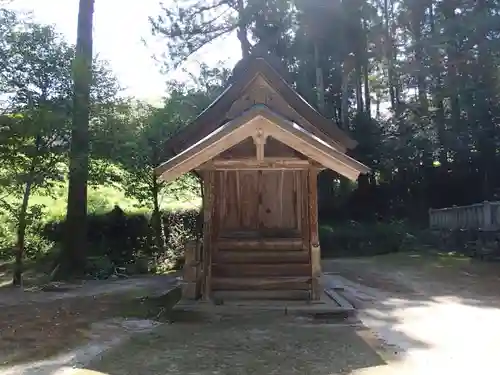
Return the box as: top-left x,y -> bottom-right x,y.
43,206 -> 200,270
320,220 -> 410,258
0,213 -> 15,260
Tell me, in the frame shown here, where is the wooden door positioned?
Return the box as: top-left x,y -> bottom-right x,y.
218,170 -> 259,236
217,170 -> 300,238
259,170 -> 299,237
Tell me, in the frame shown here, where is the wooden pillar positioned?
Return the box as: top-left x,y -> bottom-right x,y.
182,240 -> 201,299
308,168 -> 321,301
202,170 -> 215,301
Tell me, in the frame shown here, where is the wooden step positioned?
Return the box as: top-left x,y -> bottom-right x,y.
212,277 -> 311,291
214,250 -> 309,264
212,263 -> 310,278
217,238 -> 303,251
212,290 -> 310,301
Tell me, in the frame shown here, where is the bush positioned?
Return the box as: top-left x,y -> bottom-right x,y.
0,213 -> 15,260
43,206 -> 201,270
320,220 -> 410,258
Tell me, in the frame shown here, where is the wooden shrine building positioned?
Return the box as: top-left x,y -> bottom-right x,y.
156,54 -> 369,303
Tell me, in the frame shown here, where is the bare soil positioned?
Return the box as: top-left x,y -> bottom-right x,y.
90,314 -> 385,375
324,252 -> 500,302
0,276 -> 179,366
324,253 -> 500,373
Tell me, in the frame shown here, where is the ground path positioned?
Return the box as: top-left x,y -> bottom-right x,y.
2,253 -> 500,374
324,253 -> 500,373
0,275 -> 179,369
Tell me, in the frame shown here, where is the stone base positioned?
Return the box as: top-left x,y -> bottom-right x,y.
173,273 -> 356,319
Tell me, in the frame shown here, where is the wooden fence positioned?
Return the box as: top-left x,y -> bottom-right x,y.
429,201 -> 500,231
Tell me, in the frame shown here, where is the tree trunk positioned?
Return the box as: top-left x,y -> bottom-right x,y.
362,19 -> 371,116
341,61 -> 351,129
475,0 -> 496,200
363,63 -> 370,116
412,4 -> 428,113
236,0 -> 251,57
13,172 -> 34,287
375,94 -> 381,118
355,63 -> 364,113
383,0 -> 397,110
429,1 -> 447,166
56,0 -> 94,280
442,2 -> 461,156
313,41 -> 325,113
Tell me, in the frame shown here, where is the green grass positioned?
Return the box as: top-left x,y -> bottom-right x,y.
26,180 -> 200,222
0,171 -> 201,263
2,177 -> 200,222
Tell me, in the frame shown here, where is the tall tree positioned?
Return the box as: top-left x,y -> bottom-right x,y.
149,0 -> 500,220
58,0 -> 95,279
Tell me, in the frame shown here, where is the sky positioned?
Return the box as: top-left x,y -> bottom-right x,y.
7,0 -> 241,102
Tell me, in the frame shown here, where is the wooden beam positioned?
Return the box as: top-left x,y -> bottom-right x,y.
261,116 -> 364,181
202,171 -> 215,301
214,250 -> 309,264
308,168 -> 321,301
296,171 -> 302,232
252,128 -> 267,161
198,157 -> 311,170
212,263 -> 310,278
212,290 -> 310,301
217,237 -> 303,251
212,277 -> 311,291
157,107 -> 368,183
301,170 -> 310,251
235,170 -> 241,227
279,170 -> 284,223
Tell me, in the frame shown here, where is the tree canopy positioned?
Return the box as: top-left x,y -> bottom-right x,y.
152,0 -> 500,221
2,0 -> 500,282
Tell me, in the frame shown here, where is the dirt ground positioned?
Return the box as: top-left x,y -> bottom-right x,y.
3,253 -> 500,374
90,314 -> 385,375
0,276 -> 179,366
323,253 -> 500,373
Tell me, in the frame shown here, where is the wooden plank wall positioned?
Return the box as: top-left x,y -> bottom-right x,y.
216,170 -> 301,236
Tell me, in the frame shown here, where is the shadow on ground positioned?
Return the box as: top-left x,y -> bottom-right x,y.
89,313 -> 387,375
5,252 -> 499,374
0,276 -> 179,367
322,252 -> 500,369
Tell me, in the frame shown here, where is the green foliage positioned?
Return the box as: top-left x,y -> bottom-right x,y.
319,220 -> 412,258
0,8 -> 121,281
150,0 -> 500,223
43,207 -> 200,274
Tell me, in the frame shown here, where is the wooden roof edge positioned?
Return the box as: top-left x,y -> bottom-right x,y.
160,55 -> 359,158
259,107 -> 370,175
156,105 -> 369,182
160,60 -> 266,156
254,58 -> 358,150
155,105 -> 265,177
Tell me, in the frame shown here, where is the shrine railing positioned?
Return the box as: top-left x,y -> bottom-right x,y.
429,201 -> 500,231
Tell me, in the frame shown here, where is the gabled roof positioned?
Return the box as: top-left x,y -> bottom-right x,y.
156,105 -> 369,182
162,55 -> 357,157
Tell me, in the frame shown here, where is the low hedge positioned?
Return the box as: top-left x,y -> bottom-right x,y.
319,221 -> 411,258
42,206 -> 201,268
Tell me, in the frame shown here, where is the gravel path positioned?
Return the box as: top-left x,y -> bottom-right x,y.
0,319 -> 162,375
324,257 -> 500,373
0,275 -> 179,374
4,255 -> 500,374
90,314 -> 384,375
0,275 -> 179,307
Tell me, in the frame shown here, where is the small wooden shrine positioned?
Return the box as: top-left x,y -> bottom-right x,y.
156,54 -> 369,303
